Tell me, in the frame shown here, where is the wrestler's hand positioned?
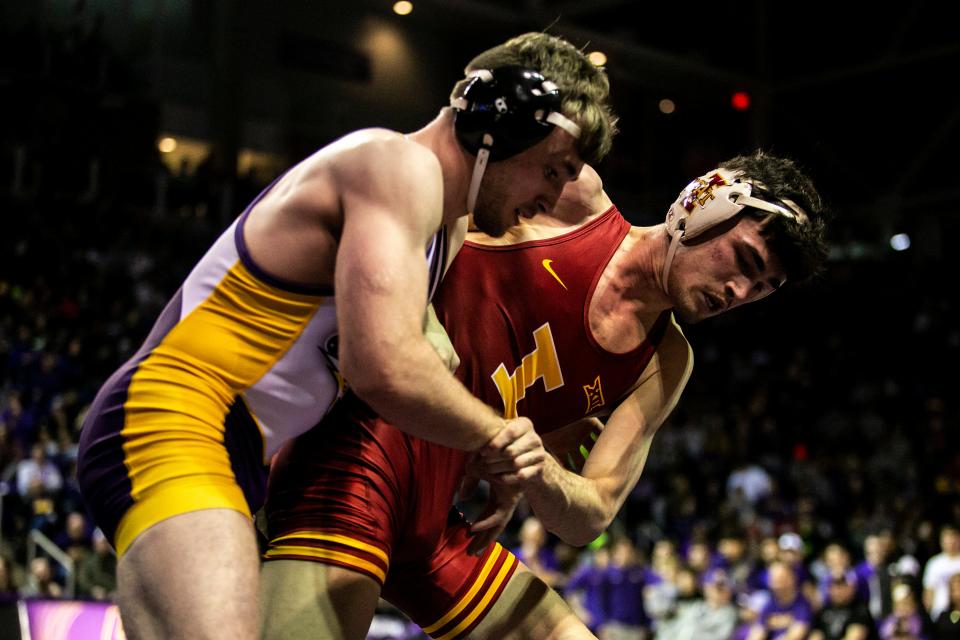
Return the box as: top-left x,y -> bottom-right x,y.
467,482 -> 521,556
479,417 -> 546,486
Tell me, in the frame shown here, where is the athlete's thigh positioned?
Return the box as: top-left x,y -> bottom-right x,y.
261,559 -> 381,640
469,567 -> 597,640
261,401 -> 422,639
117,508 -> 260,640
383,511 -> 589,640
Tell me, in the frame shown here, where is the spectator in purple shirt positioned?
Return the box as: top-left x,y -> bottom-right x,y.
748,560 -> 814,640
715,530 -> 755,595
601,536 -> 650,639
879,582 -> 928,640
510,516 -> 560,587
818,543 -> 856,608
749,536 -> 784,593
755,532 -> 819,607
565,546 -> 611,634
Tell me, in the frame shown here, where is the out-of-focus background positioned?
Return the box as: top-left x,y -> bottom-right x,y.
1,1 -> 958,638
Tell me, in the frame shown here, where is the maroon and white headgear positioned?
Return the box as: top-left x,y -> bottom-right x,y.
661,168 -> 809,293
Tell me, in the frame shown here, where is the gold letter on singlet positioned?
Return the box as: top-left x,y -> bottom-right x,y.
491,323 -> 564,419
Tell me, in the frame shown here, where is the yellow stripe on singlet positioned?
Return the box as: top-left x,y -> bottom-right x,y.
271,531 -> 390,566
433,552 -> 517,640
264,545 -> 387,584
114,261 -> 323,556
422,544 -> 504,635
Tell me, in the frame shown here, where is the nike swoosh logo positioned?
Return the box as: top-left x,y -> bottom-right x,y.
542,259 -> 567,290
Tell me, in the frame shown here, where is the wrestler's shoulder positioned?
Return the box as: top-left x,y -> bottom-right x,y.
323,129 -> 439,172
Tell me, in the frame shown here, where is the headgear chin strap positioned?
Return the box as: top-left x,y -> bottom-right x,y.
450,66 -> 582,214
661,168 -> 809,293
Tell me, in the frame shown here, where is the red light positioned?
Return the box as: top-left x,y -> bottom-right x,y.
731,91 -> 751,111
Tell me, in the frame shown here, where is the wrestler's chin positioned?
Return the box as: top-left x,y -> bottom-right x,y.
472,207 -> 513,238
671,301 -> 705,325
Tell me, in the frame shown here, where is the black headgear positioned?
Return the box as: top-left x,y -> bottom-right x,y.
450,66 -> 582,214
451,66 -> 580,161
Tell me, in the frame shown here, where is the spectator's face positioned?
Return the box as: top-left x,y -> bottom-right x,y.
611,540 -> 636,567
768,563 -> 796,601
687,543 -> 711,571
779,548 -> 801,565
653,541 -> 676,565
941,529 -> 960,554
67,513 -> 86,539
30,558 -> 52,582
594,548 -> 611,569
705,581 -> 733,606
864,535 -> 888,565
893,594 -> 915,616
760,538 -> 780,564
519,518 -> 546,547
675,569 -> 698,596
719,537 -> 745,561
829,579 -> 855,605
658,557 -> 679,582
824,545 -> 850,573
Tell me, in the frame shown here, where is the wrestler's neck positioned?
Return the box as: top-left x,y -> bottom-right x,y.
592,225 -> 673,320
407,109 -> 473,228
587,227 -> 673,354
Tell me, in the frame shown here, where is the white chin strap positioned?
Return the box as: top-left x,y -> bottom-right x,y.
661,230 -> 684,294
466,134 -> 493,215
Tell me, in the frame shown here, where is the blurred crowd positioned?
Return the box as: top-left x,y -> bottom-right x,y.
494,516 -> 960,640
2,7 -> 959,640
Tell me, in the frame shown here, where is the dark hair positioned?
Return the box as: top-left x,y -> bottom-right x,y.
720,151 -> 829,285
459,32 -> 619,165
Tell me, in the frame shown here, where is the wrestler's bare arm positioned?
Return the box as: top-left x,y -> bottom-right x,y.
331,136 -> 506,451
519,319 -> 693,545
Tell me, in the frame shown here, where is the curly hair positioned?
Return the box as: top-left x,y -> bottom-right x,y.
720,151 -> 830,285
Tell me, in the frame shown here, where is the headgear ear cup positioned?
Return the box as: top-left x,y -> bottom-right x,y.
661,169 -> 809,294
450,66 -> 582,213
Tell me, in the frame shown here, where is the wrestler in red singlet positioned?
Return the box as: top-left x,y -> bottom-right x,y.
264,205 -> 668,639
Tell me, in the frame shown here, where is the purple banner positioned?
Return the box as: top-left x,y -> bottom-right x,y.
24,600 -> 125,640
